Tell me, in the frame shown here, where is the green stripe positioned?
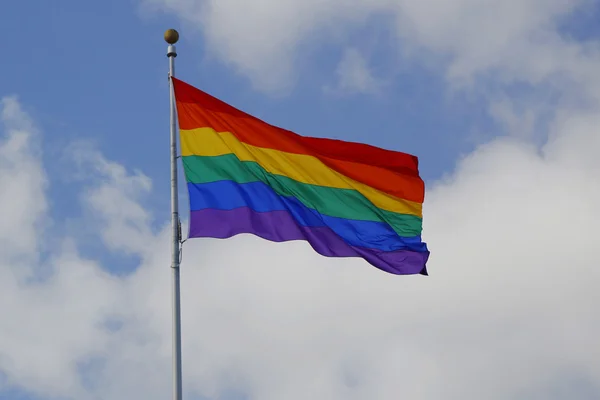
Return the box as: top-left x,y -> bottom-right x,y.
182,154 -> 422,237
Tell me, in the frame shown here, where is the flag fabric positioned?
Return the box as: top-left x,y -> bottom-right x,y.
172,77 -> 430,275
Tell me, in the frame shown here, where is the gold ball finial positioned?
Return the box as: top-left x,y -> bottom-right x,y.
164,29 -> 179,44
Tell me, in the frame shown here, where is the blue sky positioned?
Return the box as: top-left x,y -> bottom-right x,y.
2,0 -> 483,268
1,1 -> 600,399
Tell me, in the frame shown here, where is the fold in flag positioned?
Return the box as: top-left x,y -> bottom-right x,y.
172,77 -> 430,275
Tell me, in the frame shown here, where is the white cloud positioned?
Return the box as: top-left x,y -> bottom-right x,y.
488,96 -> 538,139
0,98 -> 124,398
69,142 -> 155,255
142,0 -> 389,93
326,47 -> 383,95
0,97 -> 47,268
142,0 -> 597,96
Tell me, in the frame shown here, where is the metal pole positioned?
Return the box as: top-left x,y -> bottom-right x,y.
165,28 -> 183,400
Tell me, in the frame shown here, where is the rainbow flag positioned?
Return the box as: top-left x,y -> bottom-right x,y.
172,78 -> 430,275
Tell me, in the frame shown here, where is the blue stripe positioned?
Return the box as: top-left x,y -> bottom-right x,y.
188,180 -> 426,252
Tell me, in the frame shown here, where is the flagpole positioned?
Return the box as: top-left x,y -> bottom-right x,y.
165,28 -> 183,400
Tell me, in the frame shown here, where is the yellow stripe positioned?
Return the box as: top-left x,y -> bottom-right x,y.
180,127 -> 422,218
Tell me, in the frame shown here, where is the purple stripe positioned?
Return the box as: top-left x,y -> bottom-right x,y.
189,208 -> 428,275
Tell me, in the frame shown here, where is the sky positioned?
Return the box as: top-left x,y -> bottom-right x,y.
1,0 -> 600,399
